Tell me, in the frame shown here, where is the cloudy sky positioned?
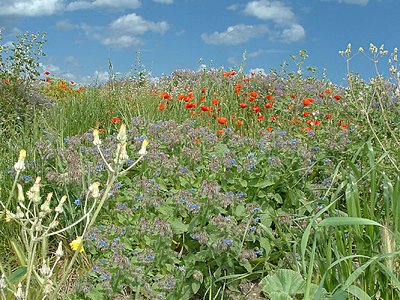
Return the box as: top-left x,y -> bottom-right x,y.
0,0 -> 398,85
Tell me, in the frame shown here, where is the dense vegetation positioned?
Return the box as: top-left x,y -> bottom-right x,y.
0,32 -> 399,299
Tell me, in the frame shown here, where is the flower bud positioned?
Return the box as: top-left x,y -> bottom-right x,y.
114,142 -> 129,165
89,182 -> 100,198
26,177 -> 41,203
93,129 -> 101,146
55,241 -> 64,259
55,195 -> 67,213
138,139 -> 149,156
14,149 -> 26,172
17,184 -> 25,203
117,124 -> 127,143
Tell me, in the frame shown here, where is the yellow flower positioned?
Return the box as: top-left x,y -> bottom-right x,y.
14,149 -> 26,172
93,129 -> 101,146
69,236 -> 84,253
138,139 -> 149,156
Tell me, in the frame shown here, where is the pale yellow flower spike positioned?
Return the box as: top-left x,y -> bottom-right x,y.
14,149 -> 26,172
138,139 -> 149,156
69,236 -> 85,253
93,129 -> 101,146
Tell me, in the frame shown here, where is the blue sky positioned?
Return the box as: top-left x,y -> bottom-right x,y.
0,0 -> 398,85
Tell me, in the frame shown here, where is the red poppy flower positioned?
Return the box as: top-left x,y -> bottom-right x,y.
201,88 -> 206,93
290,94 -> 296,99
236,120 -> 243,126
44,71 -> 50,75
3,79 -> 9,84
250,91 -> 258,98
158,102 -> 166,110
200,105 -> 211,112
264,103 -> 272,109
217,117 -> 228,125
235,83 -> 243,90
185,103 -> 196,109
45,77 -> 51,82
303,111 -> 311,117
257,115 -> 265,121
161,91 -> 170,99
325,89 -> 333,94
212,99 -> 219,105
248,96 -> 255,102
271,116 -> 277,121
334,94 -> 341,100
266,95 -> 273,101
252,106 -> 260,113
111,117 -> 121,124
324,114 -> 332,119
303,98 -> 315,106
217,129 -> 224,135
242,77 -> 250,82
70,81 -> 75,85
239,102 -> 247,108
178,94 -> 187,101
266,127 -> 273,132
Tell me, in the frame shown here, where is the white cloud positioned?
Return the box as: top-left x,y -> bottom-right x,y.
153,0 -> 174,3
66,0 -> 141,11
242,0 -> 305,43
201,24 -> 268,45
244,0 -> 295,25
110,13 -> 169,35
101,35 -> 144,48
0,0 -> 63,16
227,4 -> 239,11
279,24 -> 305,43
248,49 -> 265,58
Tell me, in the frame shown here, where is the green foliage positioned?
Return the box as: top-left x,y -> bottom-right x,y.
0,40 -> 399,299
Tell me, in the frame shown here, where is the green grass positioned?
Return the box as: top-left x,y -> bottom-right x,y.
0,45 -> 399,299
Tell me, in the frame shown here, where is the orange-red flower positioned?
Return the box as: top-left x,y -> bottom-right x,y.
248,96 -> 255,102
111,117 -> 121,124
324,114 -> 332,119
264,103 -> 272,109
161,91 -> 170,99
178,94 -> 187,101
236,120 -> 243,126
217,129 -> 224,135
250,91 -> 258,98
201,88 -> 206,93
303,111 -> 311,117
158,102 -> 166,110
3,79 -> 9,84
271,116 -> 277,121
334,94 -> 341,100
325,89 -> 333,94
217,117 -> 228,125
212,99 -> 219,105
266,95 -> 273,102
257,115 -> 265,121
242,77 -> 250,82
252,106 -> 260,113
303,98 -> 315,106
45,77 -> 51,82
185,103 -> 196,109
200,105 -> 211,112
239,102 -> 247,108
266,127 -> 273,132
44,71 -> 50,75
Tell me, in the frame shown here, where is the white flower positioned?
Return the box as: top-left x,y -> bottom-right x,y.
89,182 -> 101,198
117,124 -> 127,143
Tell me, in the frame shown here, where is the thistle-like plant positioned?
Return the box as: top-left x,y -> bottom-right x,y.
0,123 -> 149,299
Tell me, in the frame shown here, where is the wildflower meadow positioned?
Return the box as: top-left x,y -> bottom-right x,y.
0,32 -> 399,299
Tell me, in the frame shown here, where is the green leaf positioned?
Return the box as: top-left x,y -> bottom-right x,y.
8,266 -> 27,283
253,179 -> 274,188
191,281 -> 201,294
318,217 -> 383,228
169,219 -> 189,235
260,269 -> 305,296
347,285 -> 372,300
267,292 -> 292,300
